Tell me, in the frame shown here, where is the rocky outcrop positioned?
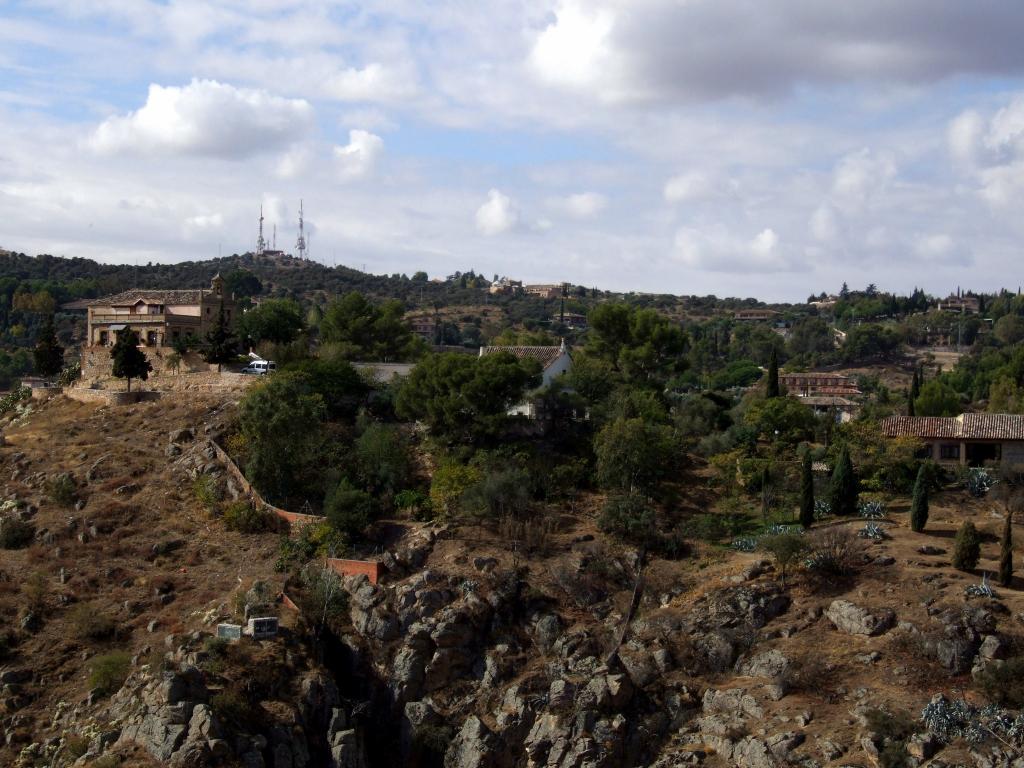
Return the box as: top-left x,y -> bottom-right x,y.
825,600 -> 895,636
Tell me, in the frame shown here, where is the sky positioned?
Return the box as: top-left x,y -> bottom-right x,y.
2,2 -> 1024,301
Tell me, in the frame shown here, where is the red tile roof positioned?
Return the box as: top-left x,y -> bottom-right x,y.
89,289 -> 209,307
479,345 -> 565,369
881,414 -> 1024,441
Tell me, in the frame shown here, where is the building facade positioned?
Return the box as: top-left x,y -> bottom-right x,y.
881,413 -> 1024,466
86,275 -> 237,347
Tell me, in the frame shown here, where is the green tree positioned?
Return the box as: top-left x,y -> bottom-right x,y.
110,330 -> 152,392
988,377 -> 1024,414
599,493 -> 657,547
594,417 -> 678,496
915,380 -> 960,417
324,479 -> 375,538
237,299 -> 305,346
395,352 -> 539,443
320,292 -> 422,361
743,396 -> 816,445
828,444 -> 859,516
223,269 -> 262,299
461,467 -> 531,523
999,513 -> 1013,587
33,315 -> 64,379
759,533 -> 809,588
355,423 -> 411,497
799,451 -> 815,529
203,300 -> 237,371
910,464 -> 929,532
429,461 -> 482,519
286,358 -> 368,420
994,314 -> 1024,345
766,347 -> 780,398
952,521 -> 981,571
787,316 -> 834,360
237,373 -> 326,502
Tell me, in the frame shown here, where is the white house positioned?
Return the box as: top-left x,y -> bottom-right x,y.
478,339 -> 573,416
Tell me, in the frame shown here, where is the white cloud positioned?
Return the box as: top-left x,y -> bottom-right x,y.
475,189 -> 519,235
89,79 -> 313,158
831,148 -> 896,210
528,2 -> 618,94
809,203 -> 840,242
673,225 -> 793,273
663,172 -> 713,203
553,191 -> 608,219
948,109 -> 984,166
333,129 -> 384,180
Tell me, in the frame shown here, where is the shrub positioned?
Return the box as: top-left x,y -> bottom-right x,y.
395,489 -> 432,521
804,527 -> 862,576
977,656 -> 1024,708
300,562 -> 349,627
952,521 -> 981,571
192,474 -> 221,511
0,517 -> 35,549
47,473 -> 77,508
223,501 -> 275,534
910,465 -> 928,532
68,603 -> 116,640
759,533 -> 809,587
429,461 -> 482,519
599,493 -> 656,546
211,686 -> 258,727
324,480 -> 375,539
65,734 -> 90,759
88,651 -> 130,697
461,467 -> 531,522
275,521 -> 347,572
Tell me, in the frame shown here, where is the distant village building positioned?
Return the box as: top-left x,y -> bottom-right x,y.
780,372 -> 862,398
86,275 -> 237,347
881,413 -> 1024,466
733,308 -> 780,322
407,316 -> 436,341
553,312 -> 589,330
478,340 -> 572,417
488,278 -> 523,295
798,395 -> 859,423
524,284 -> 562,300
937,295 -> 980,314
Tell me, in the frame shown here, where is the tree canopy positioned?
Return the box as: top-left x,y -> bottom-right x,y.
238,298 -> 305,346
320,292 -> 423,361
110,330 -> 151,392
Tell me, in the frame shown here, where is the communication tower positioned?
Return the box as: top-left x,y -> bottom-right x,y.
296,200 -> 307,260
256,205 -> 267,256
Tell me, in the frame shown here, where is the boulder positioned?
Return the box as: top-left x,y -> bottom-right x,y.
737,649 -> 790,679
825,600 -> 895,636
445,716 -> 496,768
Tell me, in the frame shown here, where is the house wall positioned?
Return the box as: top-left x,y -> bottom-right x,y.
1004,442 -> 1024,465
541,352 -> 572,388
167,304 -> 201,317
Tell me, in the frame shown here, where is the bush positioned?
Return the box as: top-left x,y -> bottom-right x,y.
0,517 -> 35,549
952,521 -> 981,571
429,461 -> 482,519
299,562 -> 349,626
223,501 -> 275,534
395,489 -> 432,521
192,474 -> 221,511
88,651 -> 130,697
324,480 -> 375,539
759,533 -> 809,587
804,527 -> 862,576
47,473 -> 76,508
68,603 -> 116,640
275,520 -> 348,572
211,686 -> 258,727
977,656 -> 1024,708
599,493 -> 656,546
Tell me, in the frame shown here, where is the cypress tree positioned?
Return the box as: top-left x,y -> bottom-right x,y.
999,513 -> 1013,587
909,368 -> 921,416
203,300 -> 237,372
110,330 -> 152,392
829,445 -> 859,516
952,521 -> 981,571
910,464 -> 929,532
766,347 -> 780,398
33,315 -> 64,379
799,451 -> 815,529
908,388 -> 916,416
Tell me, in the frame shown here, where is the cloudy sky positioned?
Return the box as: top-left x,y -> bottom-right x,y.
2,1 -> 1024,300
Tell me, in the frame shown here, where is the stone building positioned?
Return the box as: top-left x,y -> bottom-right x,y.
881,413 -> 1024,466
86,275 -> 237,348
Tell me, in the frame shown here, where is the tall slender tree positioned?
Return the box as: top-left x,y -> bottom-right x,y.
203,300 -> 237,372
910,464 -> 929,532
33,315 -> 64,379
110,330 -> 152,392
799,450 -> 815,529
828,444 -> 859,516
766,347 -> 780,398
999,512 -> 1014,587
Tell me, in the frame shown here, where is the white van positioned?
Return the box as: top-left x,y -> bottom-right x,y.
241,360 -> 277,375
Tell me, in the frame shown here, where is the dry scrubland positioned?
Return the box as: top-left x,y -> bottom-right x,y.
0,393 -> 1022,766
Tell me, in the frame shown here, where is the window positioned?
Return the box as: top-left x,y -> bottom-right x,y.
99,331 -> 109,345
939,444 -> 960,460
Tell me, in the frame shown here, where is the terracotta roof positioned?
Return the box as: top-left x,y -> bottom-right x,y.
780,372 -> 853,381
881,414 -> 1024,441
799,396 -> 859,408
479,345 -> 566,369
89,289 -> 208,307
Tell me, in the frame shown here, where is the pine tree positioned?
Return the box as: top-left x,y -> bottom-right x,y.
952,521 -> 981,571
999,512 -> 1013,587
828,445 -> 859,516
110,330 -> 152,392
766,347 -> 780,398
203,300 -> 237,372
33,315 -> 64,379
910,464 -> 929,532
799,450 -> 815,529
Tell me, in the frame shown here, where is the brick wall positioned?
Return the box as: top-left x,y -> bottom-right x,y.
326,558 -> 383,585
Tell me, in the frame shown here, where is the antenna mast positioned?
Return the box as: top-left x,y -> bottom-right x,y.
272,224 -> 277,251
296,200 -> 307,260
256,205 -> 267,256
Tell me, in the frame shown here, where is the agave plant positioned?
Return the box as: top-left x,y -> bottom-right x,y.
858,522 -> 885,540
858,500 -> 886,519
813,499 -> 832,520
730,537 -> 759,552
966,468 -> 996,498
764,523 -> 804,536
965,573 -> 995,598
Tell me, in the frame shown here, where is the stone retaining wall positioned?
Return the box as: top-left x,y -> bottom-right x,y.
64,389 -> 161,406
326,558 -> 383,585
